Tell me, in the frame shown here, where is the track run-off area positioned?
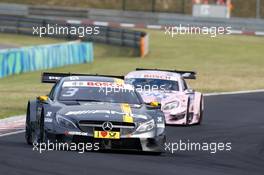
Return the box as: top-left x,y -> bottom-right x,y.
0,92 -> 264,175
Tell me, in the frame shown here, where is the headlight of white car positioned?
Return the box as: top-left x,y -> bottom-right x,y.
56,115 -> 77,129
136,119 -> 155,132
163,101 -> 180,111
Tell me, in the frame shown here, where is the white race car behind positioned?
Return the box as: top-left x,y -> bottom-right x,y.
125,68 -> 204,125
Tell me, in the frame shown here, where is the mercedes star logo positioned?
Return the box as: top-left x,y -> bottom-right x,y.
102,121 -> 113,131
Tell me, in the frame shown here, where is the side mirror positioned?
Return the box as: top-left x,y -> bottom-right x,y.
184,89 -> 194,94
146,101 -> 161,109
150,101 -> 159,107
37,95 -> 49,102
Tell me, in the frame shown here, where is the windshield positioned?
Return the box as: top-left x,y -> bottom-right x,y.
58,84 -> 141,104
126,78 -> 179,91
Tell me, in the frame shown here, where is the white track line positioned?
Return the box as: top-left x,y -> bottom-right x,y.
0,130 -> 25,137
0,115 -> 25,123
255,31 -> 264,36
205,89 -> 264,96
229,30 -> 243,34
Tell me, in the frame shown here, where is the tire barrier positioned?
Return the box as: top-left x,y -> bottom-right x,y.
0,15 -> 149,57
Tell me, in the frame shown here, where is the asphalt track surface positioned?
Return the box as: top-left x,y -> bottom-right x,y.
0,92 -> 264,175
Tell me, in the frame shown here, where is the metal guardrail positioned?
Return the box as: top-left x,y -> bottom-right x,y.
1,1 -> 263,18
28,5 -> 88,18
87,9 -> 264,31
157,13 -> 264,31
0,3 -> 263,32
0,3 -> 28,16
0,15 -> 149,57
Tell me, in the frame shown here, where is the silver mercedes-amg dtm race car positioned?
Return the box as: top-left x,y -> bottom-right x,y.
25,72 -> 166,153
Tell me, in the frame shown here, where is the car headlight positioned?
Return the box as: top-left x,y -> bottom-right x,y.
56,115 -> 77,129
163,101 -> 180,111
136,119 -> 155,132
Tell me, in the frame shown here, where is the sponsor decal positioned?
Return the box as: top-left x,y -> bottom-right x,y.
44,118 -> 53,123
121,104 -> 134,123
123,115 -> 133,123
48,76 -> 60,80
46,111 -> 52,117
104,115 -> 110,118
133,114 -> 148,120
142,74 -> 177,81
157,123 -> 165,128
62,81 -> 124,88
114,78 -> 124,85
94,131 -> 120,139
121,103 -> 132,114
65,109 -> 144,119
156,117 -> 165,128
157,117 -> 163,122
69,76 -> 79,80
144,92 -> 169,98
65,110 -> 126,116
65,131 -> 88,136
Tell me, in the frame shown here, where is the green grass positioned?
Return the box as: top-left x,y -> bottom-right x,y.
0,31 -> 264,118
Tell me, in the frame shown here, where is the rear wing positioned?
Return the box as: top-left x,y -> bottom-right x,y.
135,68 -> 196,79
41,72 -> 124,83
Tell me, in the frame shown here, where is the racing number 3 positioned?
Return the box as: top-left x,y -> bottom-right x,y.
62,88 -> 79,97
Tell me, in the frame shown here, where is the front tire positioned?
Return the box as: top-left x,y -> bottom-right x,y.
198,98 -> 204,125
186,98 -> 191,125
39,109 -> 48,143
31,109 -> 46,145
25,103 -> 32,145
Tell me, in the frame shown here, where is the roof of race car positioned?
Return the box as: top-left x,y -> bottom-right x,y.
61,76 -> 120,82
125,70 -> 181,81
